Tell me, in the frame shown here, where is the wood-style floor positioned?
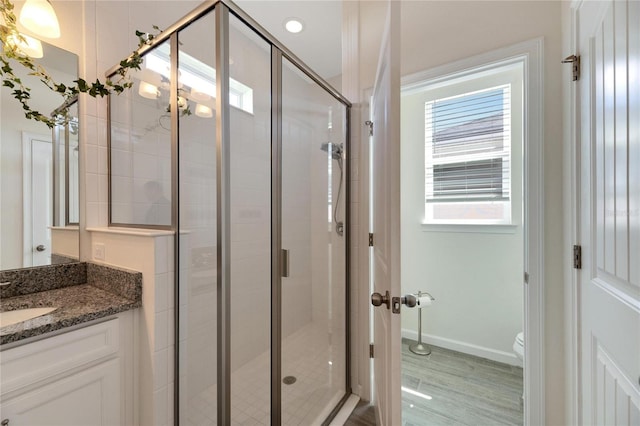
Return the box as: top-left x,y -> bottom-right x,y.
345,340 -> 523,426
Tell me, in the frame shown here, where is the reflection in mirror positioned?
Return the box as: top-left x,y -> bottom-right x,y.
0,39 -> 79,270
53,98 -> 79,226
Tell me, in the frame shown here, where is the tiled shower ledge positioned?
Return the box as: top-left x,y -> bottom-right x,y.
86,226 -> 174,237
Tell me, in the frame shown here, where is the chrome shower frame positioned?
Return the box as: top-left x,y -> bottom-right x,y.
105,1 -> 352,424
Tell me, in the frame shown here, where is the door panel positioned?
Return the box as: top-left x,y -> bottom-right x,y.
31,137 -> 53,266
371,1 -> 401,425
577,1 -> 640,423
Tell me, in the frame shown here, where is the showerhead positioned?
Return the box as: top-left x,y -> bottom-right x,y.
320,142 -> 343,160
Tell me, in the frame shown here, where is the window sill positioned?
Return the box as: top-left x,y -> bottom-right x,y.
421,223 -> 518,234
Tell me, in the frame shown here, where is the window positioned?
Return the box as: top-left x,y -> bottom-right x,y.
423,65 -> 521,225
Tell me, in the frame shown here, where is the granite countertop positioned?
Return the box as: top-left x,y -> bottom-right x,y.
0,263 -> 142,345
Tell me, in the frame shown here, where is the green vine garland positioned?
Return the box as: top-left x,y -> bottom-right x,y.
0,0 -> 163,128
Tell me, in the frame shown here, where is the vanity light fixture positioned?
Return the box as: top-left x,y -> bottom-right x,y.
138,81 -> 160,99
284,18 -> 304,34
7,32 -> 43,58
195,104 -> 213,118
19,0 -> 61,39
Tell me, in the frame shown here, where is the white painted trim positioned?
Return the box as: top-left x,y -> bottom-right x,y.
565,3 -> 581,425
421,223 -> 518,234
360,86 -> 373,405
401,38 -> 545,426
401,328 -> 522,367
342,0 -> 371,404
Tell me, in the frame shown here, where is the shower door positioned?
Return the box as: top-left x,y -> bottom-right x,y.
279,58 -> 349,424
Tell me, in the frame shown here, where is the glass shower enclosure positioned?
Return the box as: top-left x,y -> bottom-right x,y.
107,1 -> 351,424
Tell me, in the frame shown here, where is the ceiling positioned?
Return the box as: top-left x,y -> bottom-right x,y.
234,0 -> 342,79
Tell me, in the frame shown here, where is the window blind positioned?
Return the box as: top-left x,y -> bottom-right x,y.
425,85 -> 511,203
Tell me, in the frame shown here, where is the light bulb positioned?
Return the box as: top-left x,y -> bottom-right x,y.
19,0 -> 61,39
195,104 -> 213,118
177,96 -> 188,110
6,32 -> 43,58
138,81 -> 159,99
284,18 -> 304,34
190,88 -> 211,102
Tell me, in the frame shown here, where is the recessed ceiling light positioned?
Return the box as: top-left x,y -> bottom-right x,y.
284,18 -> 304,34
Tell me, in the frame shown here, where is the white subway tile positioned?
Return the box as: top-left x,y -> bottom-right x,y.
85,144 -> 98,174
155,273 -> 168,313
86,173 -> 99,203
155,236 -> 169,274
154,349 -> 168,392
155,310 -> 168,351
153,386 -> 168,426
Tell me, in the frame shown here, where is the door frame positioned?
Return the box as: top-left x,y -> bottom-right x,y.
358,38 -> 546,425
566,3 -> 581,424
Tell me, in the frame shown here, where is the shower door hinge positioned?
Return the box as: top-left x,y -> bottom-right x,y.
369,233 -> 374,247
370,344 -> 374,358
365,120 -> 373,136
562,55 -> 581,81
573,245 -> 582,269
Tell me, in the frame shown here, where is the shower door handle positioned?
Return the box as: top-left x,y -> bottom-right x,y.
281,249 -> 290,278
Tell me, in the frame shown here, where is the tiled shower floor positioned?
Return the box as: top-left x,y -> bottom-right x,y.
186,321 -> 345,426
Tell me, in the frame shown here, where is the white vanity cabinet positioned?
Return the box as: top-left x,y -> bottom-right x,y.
0,313 -> 136,426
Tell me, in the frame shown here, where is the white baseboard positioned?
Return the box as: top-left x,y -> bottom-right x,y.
401,328 -> 523,367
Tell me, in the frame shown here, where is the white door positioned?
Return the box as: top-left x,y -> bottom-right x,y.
370,1 -> 402,425
23,133 -> 52,266
576,1 -> 640,424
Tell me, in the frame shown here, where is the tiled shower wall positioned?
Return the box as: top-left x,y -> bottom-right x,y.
79,2 -> 199,425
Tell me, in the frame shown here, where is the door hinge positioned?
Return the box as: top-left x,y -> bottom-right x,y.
369,233 -> 374,247
524,272 -> 529,284
370,344 -> 374,358
562,55 -> 581,81
573,245 -> 582,269
365,120 -> 374,136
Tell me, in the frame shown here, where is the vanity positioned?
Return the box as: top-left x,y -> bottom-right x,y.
0,262 -> 141,425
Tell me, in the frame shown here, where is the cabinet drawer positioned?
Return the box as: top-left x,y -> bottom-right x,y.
0,358 -> 121,426
0,318 -> 119,397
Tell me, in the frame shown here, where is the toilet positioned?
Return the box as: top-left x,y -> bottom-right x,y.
513,332 -> 524,363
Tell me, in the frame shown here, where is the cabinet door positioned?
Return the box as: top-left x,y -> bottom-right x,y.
1,359 -> 121,426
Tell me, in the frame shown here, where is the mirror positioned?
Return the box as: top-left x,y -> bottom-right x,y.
0,39 -> 80,270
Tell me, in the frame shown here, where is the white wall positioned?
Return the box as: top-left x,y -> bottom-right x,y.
358,1 -> 565,423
